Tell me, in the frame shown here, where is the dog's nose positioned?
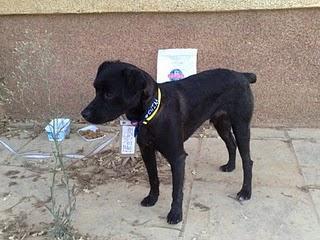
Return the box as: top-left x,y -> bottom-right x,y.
81,109 -> 91,120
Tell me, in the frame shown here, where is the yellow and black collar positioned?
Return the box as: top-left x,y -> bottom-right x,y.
133,88 -> 161,137
142,88 -> 161,125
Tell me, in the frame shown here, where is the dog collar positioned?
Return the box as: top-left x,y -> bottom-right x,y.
142,88 -> 161,125
133,88 -> 161,137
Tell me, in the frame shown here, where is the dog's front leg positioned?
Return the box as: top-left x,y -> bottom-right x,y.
167,154 -> 186,224
140,145 -> 159,207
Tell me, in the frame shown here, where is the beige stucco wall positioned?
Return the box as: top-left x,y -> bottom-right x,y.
1,2 -> 319,127
0,0 -> 319,15
1,9 -> 320,127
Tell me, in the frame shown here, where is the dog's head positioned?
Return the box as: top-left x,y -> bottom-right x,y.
81,61 -> 152,124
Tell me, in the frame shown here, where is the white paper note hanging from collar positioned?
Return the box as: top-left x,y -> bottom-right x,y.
157,49 -> 197,83
120,120 -> 136,156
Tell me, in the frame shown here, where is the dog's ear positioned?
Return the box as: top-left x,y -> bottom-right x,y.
122,68 -> 146,92
97,62 -> 108,75
97,61 -> 113,75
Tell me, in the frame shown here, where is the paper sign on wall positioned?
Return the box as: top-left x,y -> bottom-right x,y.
157,48 -> 197,83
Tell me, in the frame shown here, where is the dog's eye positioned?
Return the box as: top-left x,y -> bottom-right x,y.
104,92 -> 113,99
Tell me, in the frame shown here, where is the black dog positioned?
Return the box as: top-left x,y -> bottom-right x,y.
81,61 -> 256,224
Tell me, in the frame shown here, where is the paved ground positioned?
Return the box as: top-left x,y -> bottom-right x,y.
0,126 -> 319,239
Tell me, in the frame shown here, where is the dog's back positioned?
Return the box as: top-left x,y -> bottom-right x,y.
159,69 -> 256,138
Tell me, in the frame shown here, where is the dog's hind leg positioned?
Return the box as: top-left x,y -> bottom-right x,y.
140,145 -> 159,207
232,121 -> 253,200
210,111 -> 237,172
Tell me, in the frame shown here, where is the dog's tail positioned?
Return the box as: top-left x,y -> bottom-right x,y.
243,72 -> 257,84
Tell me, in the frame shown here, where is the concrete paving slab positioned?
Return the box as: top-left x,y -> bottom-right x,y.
299,167 -> 320,186
191,138 -> 242,186
251,128 -> 287,140
72,138 -> 200,239
195,138 -> 305,188
73,182 -> 182,240
291,139 -> 320,218
0,136 -> 200,239
200,127 -> 287,140
0,165 -> 51,222
183,181 -> 320,240
251,139 -> 305,187
1,128 -> 320,240
297,166 -> 320,220
309,190 -> 320,223
287,128 -> 320,140
291,140 -> 320,167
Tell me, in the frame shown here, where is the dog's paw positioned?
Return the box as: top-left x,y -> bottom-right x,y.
167,209 -> 182,224
236,189 -> 251,201
219,163 -> 235,172
141,195 -> 158,207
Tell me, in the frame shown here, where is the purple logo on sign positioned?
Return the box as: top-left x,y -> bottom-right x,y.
168,69 -> 184,81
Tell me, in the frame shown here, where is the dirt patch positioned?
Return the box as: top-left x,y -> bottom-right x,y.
8,181 -> 18,187
0,212 -> 47,240
0,192 -> 11,199
0,212 -> 90,240
66,122 -> 215,191
68,149 -> 172,191
0,117 -> 42,139
4,170 -> 20,176
193,202 -> 210,212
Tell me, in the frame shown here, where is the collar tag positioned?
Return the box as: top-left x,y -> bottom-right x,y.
120,120 -> 136,156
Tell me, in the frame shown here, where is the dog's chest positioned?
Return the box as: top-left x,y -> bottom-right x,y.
136,126 -> 156,147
